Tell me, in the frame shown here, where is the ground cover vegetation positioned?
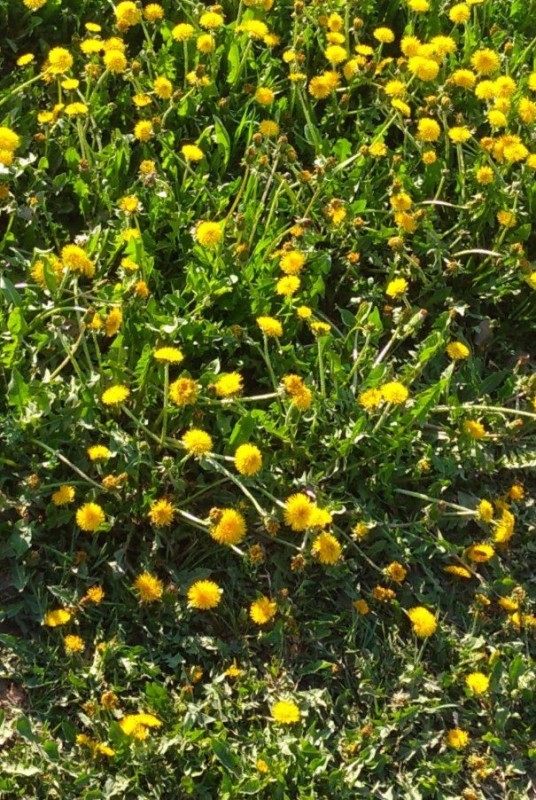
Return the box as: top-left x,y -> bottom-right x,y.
0,0 -> 535,797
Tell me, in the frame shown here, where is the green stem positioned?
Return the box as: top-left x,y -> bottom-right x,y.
206,458 -> 267,518
161,364 -> 169,446
0,72 -> 43,108
434,404 -> 536,421
261,336 -> 282,407
395,488 -> 474,514
31,440 -> 102,491
317,337 -> 326,399
122,406 -> 163,445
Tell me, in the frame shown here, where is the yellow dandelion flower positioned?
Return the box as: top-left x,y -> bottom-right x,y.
64,634 -> 85,654
309,74 -> 334,100
497,210 -> 516,227
471,48 -> 500,75
17,53 -> 35,66
182,429 -> 213,456
87,445 -> 111,462
463,419 -> 487,439
64,102 -> 88,117
276,275 -> 300,296
498,596 -> 518,613
259,119 -> 279,137
61,244 -> 95,278
380,381 -> 409,404
384,80 -> 406,97
451,68 -> 476,88
444,565 -> 473,579
153,346 -> 184,364
101,385 -> 130,405
82,585 -> 105,604
476,166 -> 494,184
48,47 -> 73,75
169,377 -> 198,406
187,579 -> 222,610
239,19 -> 269,38
493,509 -> 515,544
119,713 -> 162,739
416,118 -> 441,142
115,1 -> 141,28
384,562 -> 407,583
309,507 -> 333,529
476,499 -> 494,522
255,87 -> 275,105
408,0 -> 430,10
212,372 -> 243,398
44,608 -> 72,627
133,572 -> 164,603
172,23 -> 194,42
52,484 -> 75,506
508,483 -> 524,501
195,221 -> 223,247
234,444 -> 263,476
390,191 -> 412,211
291,387 -> 313,411
257,316 -> 283,337
211,509 -> 247,546
280,250 -> 306,275
76,502 -> 106,532
386,278 -> 408,298
153,76 -> 172,99
408,56 -> 439,81
200,10 -> 224,29
358,388 -> 382,410
271,700 -> 301,724
144,4 -> 164,22
181,144 -> 204,162
407,606 -> 437,637
447,728 -> 470,748
466,543 -> 495,562
401,35 -> 421,57
373,27 -> 395,44
311,532 -> 342,565
465,672 -> 489,694
324,45 -> 347,65
250,596 -> 277,625
148,499 -> 175,527
284,494 -> 315,531
448,126 -> 471,144
134,120 -> 153,141
353,599 -> 370,615
446,341 -> 470,360
23,0 -> 47,10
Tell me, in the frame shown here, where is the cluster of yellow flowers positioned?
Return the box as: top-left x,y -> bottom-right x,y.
6,0 -> 534,781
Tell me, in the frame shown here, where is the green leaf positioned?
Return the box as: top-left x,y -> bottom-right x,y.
229,412 -> 257,449
212,739 -> 239,774
226,40 -> 241,84
213,115 -> 231,171
7,369 -> 30,411
0,276 -> 22,307
7,307 -> 27,337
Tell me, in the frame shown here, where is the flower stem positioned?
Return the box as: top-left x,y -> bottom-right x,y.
161,364 -> 170,446
434,404 -> 536,421
317,337 -> 327,398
